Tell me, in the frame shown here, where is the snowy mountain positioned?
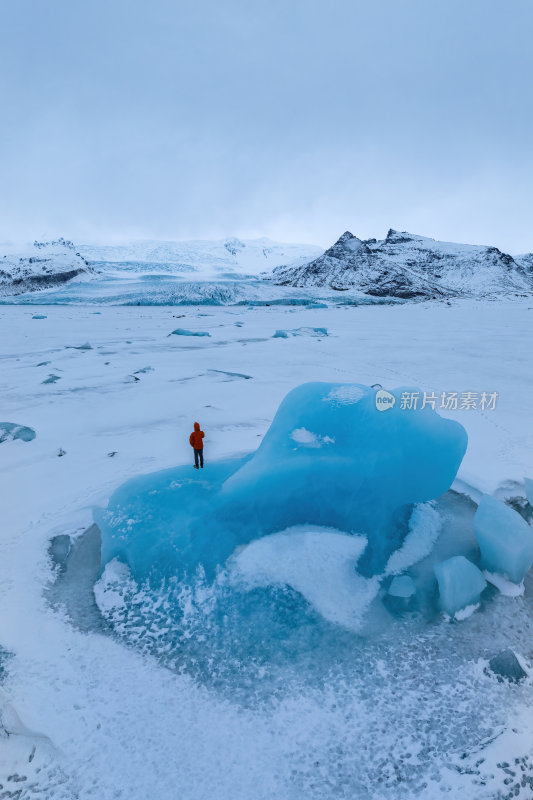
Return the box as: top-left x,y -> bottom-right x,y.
515,252 -> 533,276
79,237 -> 321,276
0,238 -> 92,296
269,229 -> 533,299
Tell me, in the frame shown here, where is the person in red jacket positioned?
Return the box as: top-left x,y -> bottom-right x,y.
189,422 -> 205,469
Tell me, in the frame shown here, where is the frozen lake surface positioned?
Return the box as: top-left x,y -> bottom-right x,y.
1,299 -> 532,798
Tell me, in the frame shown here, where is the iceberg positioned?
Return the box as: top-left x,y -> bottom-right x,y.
0,422 -> 36,443
99,382 -> 467,586
170,328 -> 210,337
434,556 -> 486,617
473,495 -> 533,584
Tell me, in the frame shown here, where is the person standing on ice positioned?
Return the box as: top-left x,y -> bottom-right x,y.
189,421 -> 205,469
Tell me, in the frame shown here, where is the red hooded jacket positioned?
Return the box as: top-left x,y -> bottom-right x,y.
189,422 -> 204,450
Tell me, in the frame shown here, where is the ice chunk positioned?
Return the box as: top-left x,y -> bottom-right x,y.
474,495 -> 533,583
273,327 -> 328,338
0,422 -> 36,443
384,574 -> 416,613
434,556 -> 486,617
67,342 -> 92,350
31,314 -> 47,319
488,649 -> 527,683
170,328 -> 210,337
388,575 -> 416,598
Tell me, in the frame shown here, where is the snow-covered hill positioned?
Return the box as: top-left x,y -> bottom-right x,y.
79,237 -> 321,276
269,229 -> 533,299
0,238 -> 92,296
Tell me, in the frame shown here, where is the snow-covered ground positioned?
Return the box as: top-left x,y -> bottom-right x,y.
1,299 -> 533,798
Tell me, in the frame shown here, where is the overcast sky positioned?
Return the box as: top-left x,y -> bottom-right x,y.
1,0 -> 533,251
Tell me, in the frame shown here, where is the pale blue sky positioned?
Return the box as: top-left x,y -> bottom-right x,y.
1,0 -> 532,251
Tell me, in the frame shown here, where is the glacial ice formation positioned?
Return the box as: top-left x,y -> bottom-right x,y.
99,382 -> 467,588
474,495 -> 533,583
434,556 -> 487,617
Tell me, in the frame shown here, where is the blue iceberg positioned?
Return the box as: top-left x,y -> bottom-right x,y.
434,555 -> 487,617
99,382 -> 467,586
474,495 -> 533,584
0,422 -> 36,443
170,328 -> 210,337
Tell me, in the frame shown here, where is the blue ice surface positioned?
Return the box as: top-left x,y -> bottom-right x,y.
474,495 -> 533,583
434,556 -> 486,617
170,328 -> 210,337
98,382 -> 467,585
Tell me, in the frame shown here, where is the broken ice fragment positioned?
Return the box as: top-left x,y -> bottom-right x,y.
273,327 -> 328,339
170,328 -> 210,337
67,342 -> 92,350
474,495 -> 533,583
0,423 -> 36,443
388,575 -> 416,599
434,556 -> 486,617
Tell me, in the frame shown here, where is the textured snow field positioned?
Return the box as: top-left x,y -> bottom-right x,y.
1,300 -> 533,798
